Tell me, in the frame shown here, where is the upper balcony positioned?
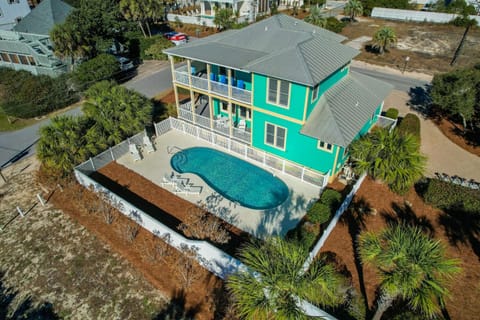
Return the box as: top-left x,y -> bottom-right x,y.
173,62 -> 252,105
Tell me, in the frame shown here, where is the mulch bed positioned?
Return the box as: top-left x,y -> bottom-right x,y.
321,177 -> 480,320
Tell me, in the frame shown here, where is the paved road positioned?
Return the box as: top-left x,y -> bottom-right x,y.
0,63 -> 429,168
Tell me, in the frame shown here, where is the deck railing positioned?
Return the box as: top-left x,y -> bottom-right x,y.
174,68 -> 252,104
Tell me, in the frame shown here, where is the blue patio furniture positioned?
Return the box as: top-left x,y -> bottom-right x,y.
219,75 -> 227,84
237,79 -> 245,89
191,66 -> 196,75
210,73 -> 217,81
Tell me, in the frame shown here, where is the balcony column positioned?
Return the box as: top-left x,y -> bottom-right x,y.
187,60 -> 196,120
200,1 -> 205,15
227,69 -> 234,128
207,64 -> 213,129
169,55 -> 180,112
228,101 -> 233,137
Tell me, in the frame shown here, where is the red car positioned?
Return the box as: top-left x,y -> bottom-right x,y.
164,32 -> 187,46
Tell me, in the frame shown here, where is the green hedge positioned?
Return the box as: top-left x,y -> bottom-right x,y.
384,108 -> 399,120
397,113 -> 420,140
0,68 -> 78,119
320,189 -> 342,211
307,203 -> 331,224
423,179 -> 480,213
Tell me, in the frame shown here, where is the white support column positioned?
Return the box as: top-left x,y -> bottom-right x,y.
200,1 -> 206,15
187,60 -> 196,121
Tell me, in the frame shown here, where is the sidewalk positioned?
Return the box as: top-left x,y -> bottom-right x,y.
385,90 -> 480,182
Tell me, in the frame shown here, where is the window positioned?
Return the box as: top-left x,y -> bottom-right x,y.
221,102 -> 228,112
265,123 -> 287,150
311,84 -> 319,102
8,0 -> 20,4
27,56 -> 36,65
318,140 -> 333,152
239,106 -> 251,120
9,54 -> 19,64
1,52 -> 10,62
19,55 -> 28,65
267,78 -> 290,107
219,66 -> 226,76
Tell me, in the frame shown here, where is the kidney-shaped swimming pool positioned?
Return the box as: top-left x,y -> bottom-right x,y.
171,147 -> 289,210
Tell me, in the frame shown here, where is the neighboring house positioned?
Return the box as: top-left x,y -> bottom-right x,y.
164,14 -> 393,182
0,0 -> 72,76
0,0 -> 31,31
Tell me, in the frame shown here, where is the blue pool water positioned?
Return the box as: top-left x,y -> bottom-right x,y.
171,147 -> 289,210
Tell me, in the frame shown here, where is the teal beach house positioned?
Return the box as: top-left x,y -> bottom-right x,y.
164,14 -> 393,183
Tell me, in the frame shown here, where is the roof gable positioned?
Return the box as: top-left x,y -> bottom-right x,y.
13,0 -> 73,35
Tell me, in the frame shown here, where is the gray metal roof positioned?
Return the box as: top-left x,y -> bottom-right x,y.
164,14 -> 358,86
13,0 -> 73,35
301,71 -> 394,147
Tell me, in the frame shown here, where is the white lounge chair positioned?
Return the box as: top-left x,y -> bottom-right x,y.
129,144 -> 142,161
143,135 -> 155,153
238,119 -> 246,130
161,173 -> 176,187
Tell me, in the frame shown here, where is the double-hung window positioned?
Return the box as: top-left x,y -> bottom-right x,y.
265,123 -> 287,150
267,78 -> 289,107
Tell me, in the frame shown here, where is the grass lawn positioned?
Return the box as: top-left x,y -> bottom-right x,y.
0,110 -> 38,131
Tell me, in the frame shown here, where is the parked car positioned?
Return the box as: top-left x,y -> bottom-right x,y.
163,32 -> 188,46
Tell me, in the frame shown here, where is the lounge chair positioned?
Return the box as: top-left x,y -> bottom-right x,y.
238,119 -> 246,130
143,135 -> 155,153
129,144 -> 142,161
161,173 -> 176,187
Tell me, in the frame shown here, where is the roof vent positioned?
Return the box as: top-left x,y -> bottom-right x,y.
265,26 -> 268,31
312,30 -> 316,34
355,101 -> 359,108
294,22 -> 298,25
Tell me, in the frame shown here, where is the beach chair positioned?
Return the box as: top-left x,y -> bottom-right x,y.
238,119 -> 246,130
143,135 -> 155,153
129,144 -> 142,161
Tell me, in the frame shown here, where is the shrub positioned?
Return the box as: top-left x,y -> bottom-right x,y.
299,223 -> 319,249
320,189 -> 342,211
422,179 -> 480,213
397,113 -> 420,140
307,202 -> 331,224
144,37 -> 174,60
0,68 -> 78,118
72,54 -> 120,90
384,108 -> 399,120
325,17 -> 347,33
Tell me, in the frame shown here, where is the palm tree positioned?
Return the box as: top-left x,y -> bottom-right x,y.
227,237 -> 346,319
450,14 -> 478,65
372,26 -> 397,54
304,6 -> 327,28
120,0 -> 148,37
344,0 -> 363,22
50,23 -> 88,70
349,128 -> 426,194
358,225 -> 461,320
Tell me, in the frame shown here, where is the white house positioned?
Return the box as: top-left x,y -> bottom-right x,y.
0,0 -> 31,31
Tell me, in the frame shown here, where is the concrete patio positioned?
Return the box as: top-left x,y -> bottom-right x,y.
116,130 -> 322,238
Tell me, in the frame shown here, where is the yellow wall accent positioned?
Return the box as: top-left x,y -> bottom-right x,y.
329,147 -> 341,183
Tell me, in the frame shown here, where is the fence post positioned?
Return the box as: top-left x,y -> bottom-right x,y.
228,138 -> 231,151
282,160 -> 286,174
196,126 -> 200,139
182,122 -> 185,134
301,167 -> 305,181
110,147 -> 115,161
154,121 -> 159,136
263,152 -> 266,166
244,145 -> 248,159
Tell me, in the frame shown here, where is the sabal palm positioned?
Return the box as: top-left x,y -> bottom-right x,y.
358,225 -> 461,320
83,81 -> 152,145
349,128 -> 426,194
50,23 -> 88,67
372,26 -> 397,54
37,116 -> 93,175
344,0 -> 363,21
304,6 -> 327,28
227,237 -> 346,319
120,0 -> 148,37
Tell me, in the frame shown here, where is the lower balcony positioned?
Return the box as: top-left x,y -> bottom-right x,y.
178,96 -> 252,144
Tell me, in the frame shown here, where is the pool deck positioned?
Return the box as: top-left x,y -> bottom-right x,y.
116,130 -> 321,238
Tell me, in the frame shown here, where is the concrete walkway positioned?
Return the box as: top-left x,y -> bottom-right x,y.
385,90 -> 480,182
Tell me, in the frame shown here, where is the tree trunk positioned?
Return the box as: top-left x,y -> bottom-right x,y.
371,292 -> 394,320
460,113 -> 467,133
138,21 -> 147,38
451,25 -> 470,66
145,20 -> 152,37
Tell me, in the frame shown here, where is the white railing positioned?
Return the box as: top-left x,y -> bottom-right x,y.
376,115 -> 397,132
174,69 -> 252,104
168,117 -> 329,188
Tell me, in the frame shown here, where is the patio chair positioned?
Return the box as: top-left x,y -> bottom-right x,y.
238,119 -> 246,130
161,173 -> 176,187
129,144 -> 142,161
180,181 -> 201,195
143,135 -> 155,153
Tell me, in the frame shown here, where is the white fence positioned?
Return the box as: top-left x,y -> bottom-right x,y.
157,117 -> 329,188
167,13 -> 216,27
302,173 -> 367,273
372,7 -> 480,24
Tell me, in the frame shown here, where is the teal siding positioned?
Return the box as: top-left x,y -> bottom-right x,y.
252,110 -> 336,173
306,65 -> 349,118
252,74 -> 306,121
